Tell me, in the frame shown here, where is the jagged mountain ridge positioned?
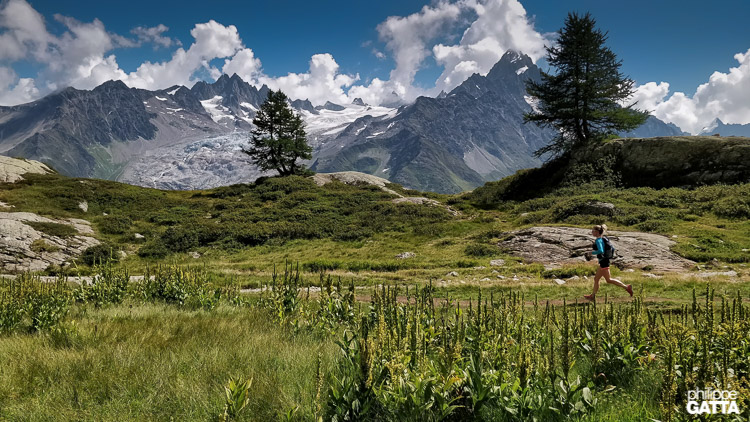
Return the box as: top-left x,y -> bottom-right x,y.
311,51 -> 556,193
699,118 -> 750,137
619,115 -> 687,138
0,76 -> 272,179
0,53 -> 692,193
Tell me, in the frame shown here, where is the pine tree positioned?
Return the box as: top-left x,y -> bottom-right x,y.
245,90 -> 313,176
525,12 -> 648,158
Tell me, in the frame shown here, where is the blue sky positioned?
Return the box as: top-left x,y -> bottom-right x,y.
1,0 -> 749,133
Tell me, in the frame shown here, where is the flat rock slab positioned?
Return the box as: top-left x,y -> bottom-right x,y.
312,172 -> 400,196
0,212 -> 99,272
0,156 -> 54,183
499,226 -> 694,272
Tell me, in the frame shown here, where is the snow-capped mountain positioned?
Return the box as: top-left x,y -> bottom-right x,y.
0,52 -> 693,193
699,118 -> 750,137
311,51 -> 557,193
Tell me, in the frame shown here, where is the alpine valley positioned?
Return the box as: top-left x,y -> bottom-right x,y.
0,51 -> 697,193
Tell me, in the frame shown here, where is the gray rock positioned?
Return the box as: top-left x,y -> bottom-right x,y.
695,271 -> 737,278
574,201 -> 619,217
447,271 -> 459,277
554,279 -> 566,285
78,201 -> 88,212
498,226 -> 694,272
0,156 -> 54,183
0,212 -> 98,272
490,259 -> 506,267
134,233 -> 145,239
395,252 -> 416,259
190,251 -> 201,259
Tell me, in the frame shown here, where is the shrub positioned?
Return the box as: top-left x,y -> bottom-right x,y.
303,260 -> 342,272
80,244 -> 119,266
26,222 -> 77,238
634,220 -> 672,233
455,260 -> 479,268
30,239 -> 60,253
712,197 -> 750,219
98,215 -> 132,234
137,242 -> 169,259
464,243 -> 500,257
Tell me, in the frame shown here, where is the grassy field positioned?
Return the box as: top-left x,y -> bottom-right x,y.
1,172 -> 749,420
0,267 -> 747,421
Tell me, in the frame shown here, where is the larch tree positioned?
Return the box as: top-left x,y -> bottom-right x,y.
245,89 -> 313,176
524,12 -> 648,158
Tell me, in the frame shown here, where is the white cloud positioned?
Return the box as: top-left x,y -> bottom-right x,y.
0,0 -> 552,108
340,0 -> 549,105
635,48 -> 750,134
222,48 -> 262,84
6,0 -> 745,134
124,20 -> 244,89
131,24 -> 180,49
0,66 -> 38,105
259,53 -> 358,105
0,0 -> 48,61
0,1 -> 246,99
432,0 -> 548,93
378,1 -> 464,88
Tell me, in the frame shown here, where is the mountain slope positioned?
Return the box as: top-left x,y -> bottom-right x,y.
311,51 -> 556,193
619,115 -> 686,138
699,118 -> 750,137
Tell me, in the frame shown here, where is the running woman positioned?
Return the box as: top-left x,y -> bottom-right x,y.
584,224 -> 633,301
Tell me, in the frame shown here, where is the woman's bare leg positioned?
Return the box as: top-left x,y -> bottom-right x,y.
602,268 -> 627,289
585,268 -> 603,300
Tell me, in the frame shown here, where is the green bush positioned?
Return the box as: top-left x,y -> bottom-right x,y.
712,197 -> 750,219
30,239 -> 60,253
137,242 -> 169,259
634,220 -> 672,233
302,260 -> 342,272
464,243 -> 500,257
98,215 -> 132,234
455,260 -> 479,268
80,244 -> 119,266
26,222 -> 77,238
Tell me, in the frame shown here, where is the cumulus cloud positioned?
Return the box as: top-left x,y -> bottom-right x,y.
432,0 -> 548,93
634,48 -> 750,134
0,0 -> 48,61
0,66 -> 38,105
259,53 -> 358,105
222,48 -> 262,84
0,0 -> 553,108
6,0 -> 745,132
0,0 -> 248,99
124,20 -> 244,89
342,0 -> 549,105
131,24 -> 180,49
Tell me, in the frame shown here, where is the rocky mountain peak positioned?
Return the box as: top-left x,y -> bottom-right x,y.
318,101 -> 346,111
291,99 -> 317,114
486,50 -> 535,81
94,79 -> 131,93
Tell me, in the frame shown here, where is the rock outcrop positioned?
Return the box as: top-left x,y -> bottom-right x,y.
312,171 -> 400,195
581,136 -> 750,188
0,212 -> 99,272
499,226 -> 694,272
0,156 -> 54,183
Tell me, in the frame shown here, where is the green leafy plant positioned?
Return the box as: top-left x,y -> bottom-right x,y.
220,376 -> 253,422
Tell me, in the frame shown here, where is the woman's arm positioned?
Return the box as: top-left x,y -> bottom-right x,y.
591,238 -> 605,256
